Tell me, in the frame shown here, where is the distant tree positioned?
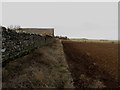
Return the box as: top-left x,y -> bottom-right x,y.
7,25 -> 13,30
14,25 -> 21,30
7,25 -> 21,30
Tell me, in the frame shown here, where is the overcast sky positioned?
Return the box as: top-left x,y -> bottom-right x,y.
2,2 -> 118,40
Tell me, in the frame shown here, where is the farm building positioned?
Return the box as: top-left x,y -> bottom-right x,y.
16,28 -> 54,37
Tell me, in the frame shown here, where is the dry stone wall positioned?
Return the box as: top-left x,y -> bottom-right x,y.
1,27 -> 55,65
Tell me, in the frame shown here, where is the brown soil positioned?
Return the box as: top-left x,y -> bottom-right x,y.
62,40 -> 118,88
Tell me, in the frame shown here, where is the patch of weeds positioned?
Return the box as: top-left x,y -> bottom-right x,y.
18,80 -> 33,88
55,80 -> 65,88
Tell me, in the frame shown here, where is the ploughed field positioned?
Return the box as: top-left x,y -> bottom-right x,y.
62,40 -> 118,88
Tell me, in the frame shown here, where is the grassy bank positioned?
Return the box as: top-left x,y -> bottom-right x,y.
2,40 -> 74,88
